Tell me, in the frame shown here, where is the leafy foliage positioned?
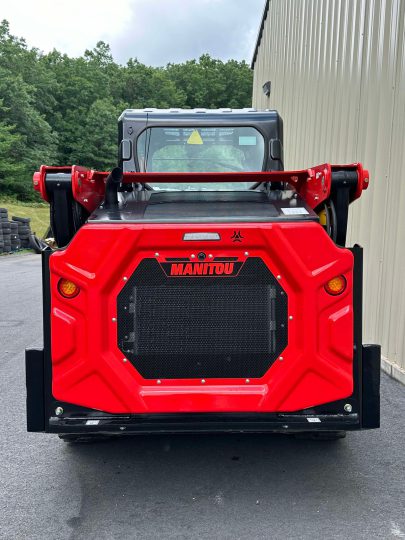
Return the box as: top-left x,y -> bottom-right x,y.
0,20 -> 253,200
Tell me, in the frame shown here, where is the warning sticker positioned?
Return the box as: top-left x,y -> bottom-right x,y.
85,419 -> 100,426
306,418 -> 321,423
187,129 -> 203,145
281,207 -> 309,215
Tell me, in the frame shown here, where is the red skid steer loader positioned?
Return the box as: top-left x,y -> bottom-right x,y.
26,109 -> 380,442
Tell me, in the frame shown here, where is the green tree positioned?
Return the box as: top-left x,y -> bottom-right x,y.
166,54 -> 253,108
70,98 -> 121,170
0,20 -> 254,200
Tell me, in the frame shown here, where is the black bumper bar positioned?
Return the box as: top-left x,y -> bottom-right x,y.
26,344 -> 380,435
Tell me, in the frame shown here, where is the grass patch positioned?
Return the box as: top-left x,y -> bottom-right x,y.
0,198 -> 49,237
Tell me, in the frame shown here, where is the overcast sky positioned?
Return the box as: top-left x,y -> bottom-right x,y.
2,0 -> 265,66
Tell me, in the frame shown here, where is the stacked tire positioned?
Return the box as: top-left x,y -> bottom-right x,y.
0,208 -> 5,254
12,216 -> 32,249
0,210 -> 34,254
10,221 -> 21,251
0,208 -> 12,253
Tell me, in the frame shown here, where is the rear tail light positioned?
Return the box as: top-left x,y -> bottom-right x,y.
58,278 -> 80,298
324,275 -> 347,296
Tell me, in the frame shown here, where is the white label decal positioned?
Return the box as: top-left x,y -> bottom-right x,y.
281,207 -> 309,215
86,420 -> 100,426
239,136 -> 257,146
307,418 -> 321,423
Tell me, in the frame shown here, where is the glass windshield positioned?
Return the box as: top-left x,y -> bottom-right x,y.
136,126 -> 265,190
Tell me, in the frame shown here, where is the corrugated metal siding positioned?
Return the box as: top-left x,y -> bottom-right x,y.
253,0 -> 405,375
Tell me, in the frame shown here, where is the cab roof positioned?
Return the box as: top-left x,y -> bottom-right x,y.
119,108 -> 279,122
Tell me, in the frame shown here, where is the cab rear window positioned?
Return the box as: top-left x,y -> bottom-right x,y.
136,126 -> 265,190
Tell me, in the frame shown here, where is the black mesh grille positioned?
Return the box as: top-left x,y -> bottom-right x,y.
117,258 -> 287,379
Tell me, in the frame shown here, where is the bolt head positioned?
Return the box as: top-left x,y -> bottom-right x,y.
289,315 -> 293,320
154,252 -> 159,257
123,358 -> 127,363
208,254 -> 213,259
191,254 -> 196,259
112,317 -> 117,322
244,251 -> 249,257
277,275 -> 281,280
201,379 -> 206,384
123,276 -> 128,281
344,403 -> 352,413
157,379 -> 161,384
279,356 -> 284,361
55,406 -> 64,416
245,379 -> 250,384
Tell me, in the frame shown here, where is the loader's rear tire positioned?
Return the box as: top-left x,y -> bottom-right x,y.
50,199 -> 89,247
294,431 -> 346,441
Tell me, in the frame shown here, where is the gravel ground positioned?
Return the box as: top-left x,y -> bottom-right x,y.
1,254 -> 404,540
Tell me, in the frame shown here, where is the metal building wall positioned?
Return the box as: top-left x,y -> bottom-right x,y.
252,0 -> 405,382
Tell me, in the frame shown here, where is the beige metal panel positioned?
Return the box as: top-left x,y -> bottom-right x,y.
252,0 -> 405,372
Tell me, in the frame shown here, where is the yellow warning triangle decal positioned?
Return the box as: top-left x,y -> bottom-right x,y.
187,129 -> 203,145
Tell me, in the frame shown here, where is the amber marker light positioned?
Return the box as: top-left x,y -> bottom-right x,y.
324,275 -> 347,296
58,278 -> 80,298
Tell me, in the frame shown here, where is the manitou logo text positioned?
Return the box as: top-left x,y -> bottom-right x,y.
170,262 -> 236,276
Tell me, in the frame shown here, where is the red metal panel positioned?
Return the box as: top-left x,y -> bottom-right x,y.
49,222 -> 354,414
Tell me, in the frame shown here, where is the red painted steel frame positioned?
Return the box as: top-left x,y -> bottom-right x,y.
49,221 -> 354,415
33,163 -> 369,213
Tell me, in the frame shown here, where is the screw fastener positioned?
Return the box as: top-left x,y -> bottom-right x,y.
157,379 -> 161,384
279,356 -> 284,361
154,252 -> 159,257
201,379 -> 206,384
123,358 -> 127,363
112,317 -> 117,322
55,407 -> 64,416
289,315 -> 294,320
245,379 -> 250,384
277,275 -> 281,280
344,403 -> 352,413
244,251 -> 249,256
123,276 -> 128,281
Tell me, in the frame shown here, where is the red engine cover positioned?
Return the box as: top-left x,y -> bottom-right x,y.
49,222 -> 354,414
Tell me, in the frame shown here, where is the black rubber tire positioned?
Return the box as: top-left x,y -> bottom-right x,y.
294,431 -> 346,441
28,234 -> 48,254
11,216 -> 30,223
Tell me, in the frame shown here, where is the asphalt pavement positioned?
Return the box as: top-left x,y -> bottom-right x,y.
1,254 -> 404,540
